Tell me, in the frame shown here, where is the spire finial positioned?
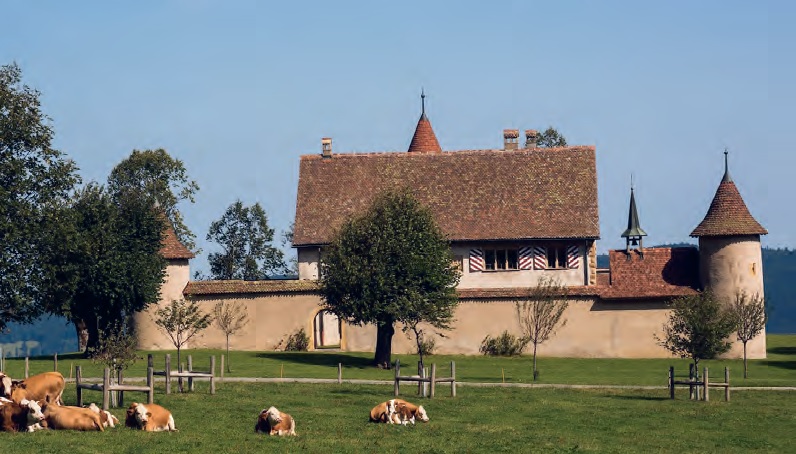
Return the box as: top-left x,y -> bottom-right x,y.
631,173 -> 634,191
421,88 -> 426,116
722,148 -> 733,183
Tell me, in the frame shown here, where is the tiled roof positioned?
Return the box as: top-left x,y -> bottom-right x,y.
690,180 -> 767,237
160,224 -> 195,259
184,279 -> 319,296
598,247 -> 700,300
407,113 -> 442,153
294,147 -> 600,246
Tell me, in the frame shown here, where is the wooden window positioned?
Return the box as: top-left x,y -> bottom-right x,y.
483,248 -> 519,271
546,244 -> 568,269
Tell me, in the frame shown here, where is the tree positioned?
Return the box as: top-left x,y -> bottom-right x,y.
213,301 -> 249,372
107,148 -> 199,251
731,291 -> 767,379
281,222 -> 298,276
320,189 -> 460,368
44,183 -> 167,354
88,318 -> 140,384
536,127 -> 567,148
154,299 -> 213,371
656,291 -> 737,372
515,276 -> 569,381
206,200 -> 285,280
0,63 -> 80,332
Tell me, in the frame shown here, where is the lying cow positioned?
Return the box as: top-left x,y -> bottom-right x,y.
0,397 -> 46,432
87,403 -> 119,428
255,406 -> 296,436
127,402 -> 177,432
0,373 -> 11,398
41,397 -> 104,431
369,399 -> 429,424
8,372 -> 65,405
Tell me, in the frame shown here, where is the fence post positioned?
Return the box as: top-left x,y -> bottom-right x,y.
210,355 -> 216,395
725,367 -> 730,402
703,367 -> 709,402
54,353 -> 58,372
147,354 -> 153,369
165,354 -> 171,395
451,361 -> 456,397
430,363 -> 437,399
394,359 -> 400,397
337,363 -> 342,384
102,368 -> 110,411
668,366 -> 675,399
0,346 -> 3,372
688,364 -> 695,400
118,369 -> 124,407
147,366 -> 154,404
76,366 -> 83,406
187,355 -> 194,392
25,357 -> 29,378
220,355 -> 225,381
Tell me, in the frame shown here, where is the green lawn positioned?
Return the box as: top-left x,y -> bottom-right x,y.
1,381 -> 794,453
3,334 -> 794,387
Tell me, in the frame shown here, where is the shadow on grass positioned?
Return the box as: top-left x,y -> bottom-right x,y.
760,360 -> 796,370
768,347 -> 796,356
256,352 -> 376,370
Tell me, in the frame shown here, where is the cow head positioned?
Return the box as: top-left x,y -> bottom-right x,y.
0,373 -> 11,398
415,405 -> 429,422
265,406 -> 282,424
132,403 -> 150,426
19,399 -> 45,426
126,403 -> 140,428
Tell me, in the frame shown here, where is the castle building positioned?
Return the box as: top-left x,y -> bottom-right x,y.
135,99 -> 767,359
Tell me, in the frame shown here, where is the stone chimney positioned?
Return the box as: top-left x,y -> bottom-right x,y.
503,129 -> 519,151
321,137 -> 332,158
525,129 -> 539,148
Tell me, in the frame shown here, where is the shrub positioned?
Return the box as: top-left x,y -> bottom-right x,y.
479,331 -> 528,356
284,328 -> 310,352
417,337 -> 436,356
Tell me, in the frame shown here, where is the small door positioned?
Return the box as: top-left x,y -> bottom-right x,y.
313,310 -> 341,348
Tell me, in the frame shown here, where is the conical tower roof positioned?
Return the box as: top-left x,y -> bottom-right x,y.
407,91 -> 442,153
690,152 -> 767,237
621,187 -> 647,239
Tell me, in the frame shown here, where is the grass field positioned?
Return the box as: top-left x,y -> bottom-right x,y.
1,335 -> 794,453
2,334 -> 794,387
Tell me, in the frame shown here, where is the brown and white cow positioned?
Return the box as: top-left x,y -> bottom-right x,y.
127,402 -> 177,432
41,398 -> 104,431
255,406 -> 296,436
9,372 -> 65,405
369,399 -> 429,424
0,397 -> 46,432
87,403 -> 119,428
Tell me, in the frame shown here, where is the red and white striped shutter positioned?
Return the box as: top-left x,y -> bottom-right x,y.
567,245 -> 580,269
518,246 -> 533,270
469,248 -> 484,272
533,246 -> 546,270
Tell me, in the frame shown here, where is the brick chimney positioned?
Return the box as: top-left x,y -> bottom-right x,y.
525,130 -> 539,148
503,129 -> 519,151
321,137 -> 332,158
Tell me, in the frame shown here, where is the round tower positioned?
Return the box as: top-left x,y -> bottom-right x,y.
690,152 -> 767,359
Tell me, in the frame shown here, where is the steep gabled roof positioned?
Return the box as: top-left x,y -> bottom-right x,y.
293,147 -> 600,246
690,155 -> 766,237
160,223 -> 195,260
599,247 -> 700,300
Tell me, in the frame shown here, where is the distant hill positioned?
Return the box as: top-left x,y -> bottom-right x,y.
1,246 -> 793,357
597,246 -> 796,334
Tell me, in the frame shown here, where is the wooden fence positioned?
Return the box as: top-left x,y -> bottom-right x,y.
393,359 -> 456,398
668,365 -> 730,402
148,354 -> 216,395
75,366 -> 154,410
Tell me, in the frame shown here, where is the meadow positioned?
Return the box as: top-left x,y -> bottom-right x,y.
0,335 -> 794,453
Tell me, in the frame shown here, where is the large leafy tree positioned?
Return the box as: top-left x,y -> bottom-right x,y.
107,148 -> 199,251
0,63 -> 80,331
320,189 -> 460,368
45,183 -> 166,354
656,291 -> 737,372
206,200 -> 285,280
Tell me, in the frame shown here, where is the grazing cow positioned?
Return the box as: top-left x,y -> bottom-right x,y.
128,402 -> 177,432
41,398 -> 103,431
9,372 -> 65,405
0,398 -> 46,432
0,373 -> 11,398
255,406 -> 296,436
87,403 -> 119,428
369,399 -> 429,424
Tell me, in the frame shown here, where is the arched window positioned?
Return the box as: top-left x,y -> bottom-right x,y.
313,310 -> 341,348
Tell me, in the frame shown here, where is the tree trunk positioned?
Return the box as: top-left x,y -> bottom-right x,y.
73,318 -> 89,353
532,343 -> 539,381
743,342 -> 748,379
83,316 -> 100,358
374,322 -> 395,369
226,334 -> 231,373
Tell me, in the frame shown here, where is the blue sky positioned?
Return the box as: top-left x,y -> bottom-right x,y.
2,1 -> 791,275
